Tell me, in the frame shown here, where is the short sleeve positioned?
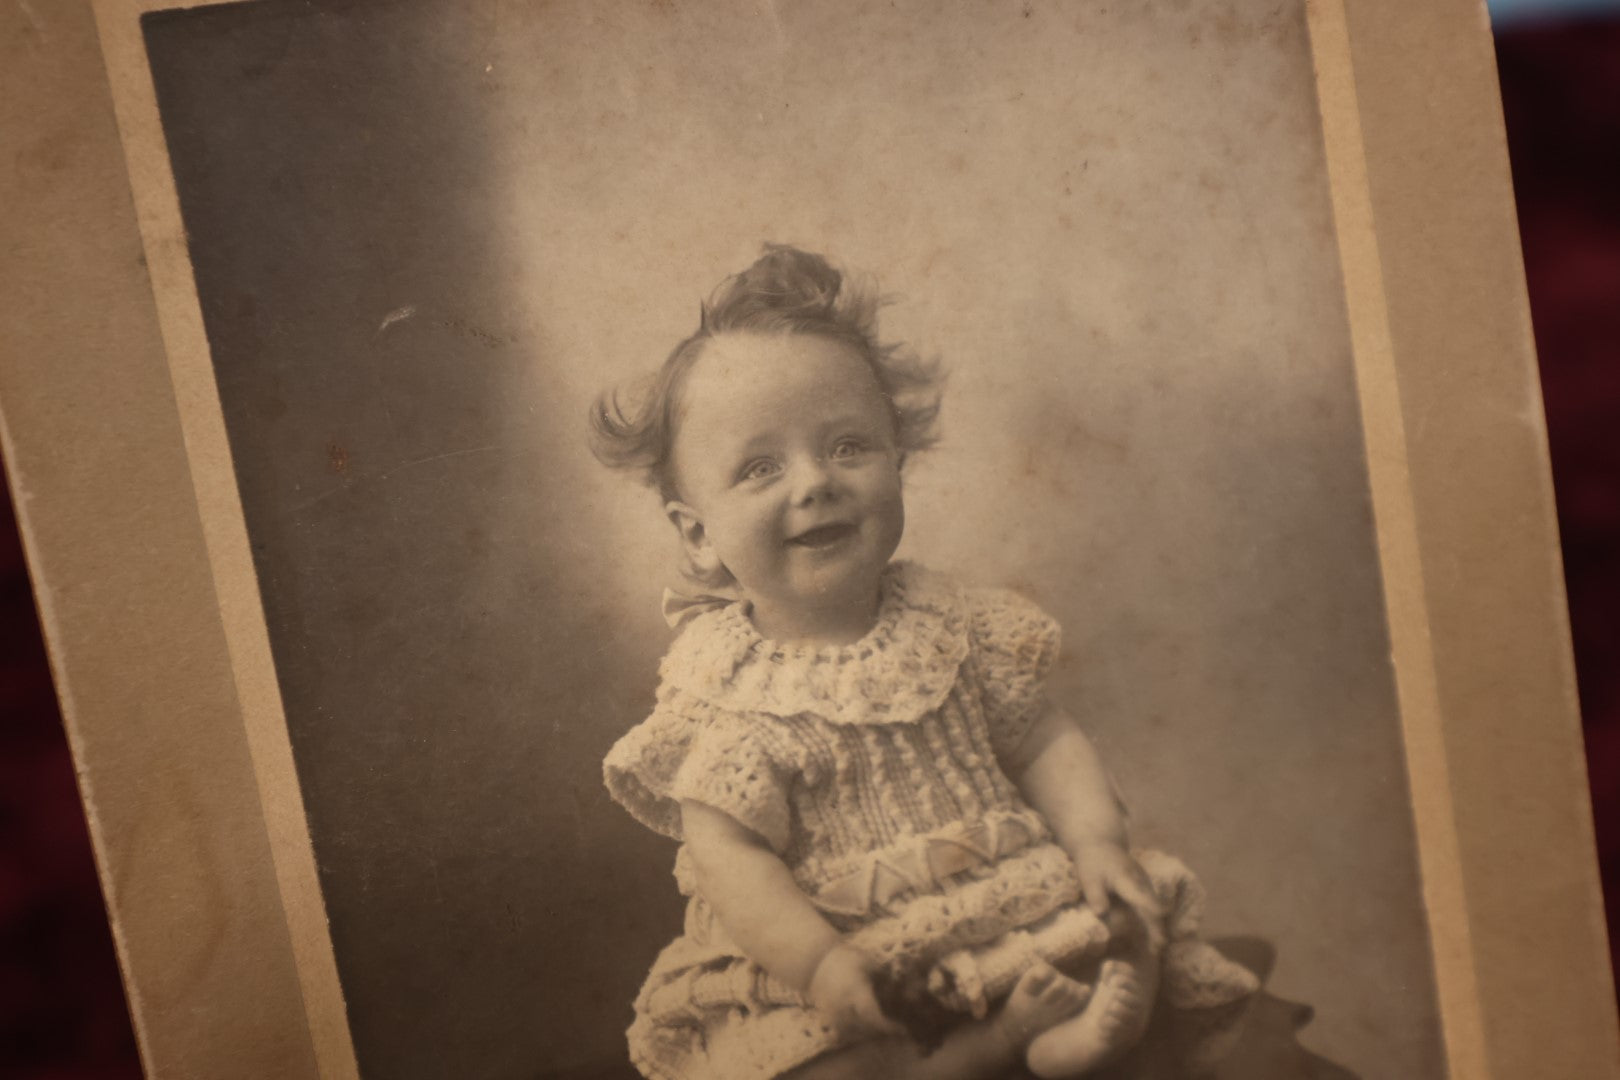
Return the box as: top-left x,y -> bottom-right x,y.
966,587 -> 1062,760
602,700 -> 793,853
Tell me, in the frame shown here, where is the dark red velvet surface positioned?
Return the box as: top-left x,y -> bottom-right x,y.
1,20 -> 1615,1080
1496,22 -> 1620,940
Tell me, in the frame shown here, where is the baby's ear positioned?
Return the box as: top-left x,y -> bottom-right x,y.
665,501 -> 723,579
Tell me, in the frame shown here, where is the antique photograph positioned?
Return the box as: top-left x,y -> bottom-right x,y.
129,1 -> 1435,1077
24,0 -> 1618,1077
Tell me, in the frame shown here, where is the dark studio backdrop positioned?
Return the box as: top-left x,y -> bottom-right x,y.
2,4 -> 1618,1080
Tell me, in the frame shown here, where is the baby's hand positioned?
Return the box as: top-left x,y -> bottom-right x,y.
807,943 -> 906,1042
1072,840 -> 1165,948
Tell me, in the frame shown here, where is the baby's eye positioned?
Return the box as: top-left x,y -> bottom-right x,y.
739,458 -> 780,482
829,438 -> 866,460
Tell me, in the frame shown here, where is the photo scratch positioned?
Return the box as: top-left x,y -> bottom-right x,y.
376,305 -> 417,335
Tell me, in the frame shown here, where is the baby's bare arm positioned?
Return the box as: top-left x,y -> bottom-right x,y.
679,799 -> 902,1038
680,799 -> 839,989
1004,706 -> 1161,922
1003,704 -> 1126,848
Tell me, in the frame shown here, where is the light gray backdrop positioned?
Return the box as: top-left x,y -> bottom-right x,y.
144,1 -> 1443,1077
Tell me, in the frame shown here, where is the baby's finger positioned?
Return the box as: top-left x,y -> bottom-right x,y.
1111,866 -> 1164,919
1080,867 -> 1111,914
1120,895 -> 1167,952
1141,912 -> 1168,953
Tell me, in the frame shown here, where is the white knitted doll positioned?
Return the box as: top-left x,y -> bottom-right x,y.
594,246 -> 1257,1080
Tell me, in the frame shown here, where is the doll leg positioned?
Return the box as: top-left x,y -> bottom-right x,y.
782,963 -> 1090,1080
1024,906 -> 1161,1079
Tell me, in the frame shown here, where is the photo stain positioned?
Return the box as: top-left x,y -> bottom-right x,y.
438,315 -> 509,349
25,128 -> 81,175
327,440 -> 350,474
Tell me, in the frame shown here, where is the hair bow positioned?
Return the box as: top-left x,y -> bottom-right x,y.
661,586 -> 742,630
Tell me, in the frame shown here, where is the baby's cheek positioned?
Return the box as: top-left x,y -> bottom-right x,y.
738,514 -> 787,569
873,478 -> 906,540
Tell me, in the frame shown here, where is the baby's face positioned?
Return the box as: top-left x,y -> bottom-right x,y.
669,331 -> 904,625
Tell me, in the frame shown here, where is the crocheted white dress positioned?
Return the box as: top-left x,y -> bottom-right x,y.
604,562 -> 1256,1080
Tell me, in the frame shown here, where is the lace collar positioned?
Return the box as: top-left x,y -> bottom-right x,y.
655,562 -> 970,726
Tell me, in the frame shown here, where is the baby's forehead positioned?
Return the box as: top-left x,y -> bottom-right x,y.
673,332 -> 889,435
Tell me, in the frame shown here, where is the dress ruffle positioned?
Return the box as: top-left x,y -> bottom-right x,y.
654,563 -> 972,727
628,836 -> 1258,1080
603,698 -> 797,851
962,582 -> 1062,759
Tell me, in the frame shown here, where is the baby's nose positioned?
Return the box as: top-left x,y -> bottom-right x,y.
791,458 -> 838,504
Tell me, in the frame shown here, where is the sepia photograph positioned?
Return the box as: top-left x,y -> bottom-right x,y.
134,1 -> 1433,1076
4,0 -> 1617,1078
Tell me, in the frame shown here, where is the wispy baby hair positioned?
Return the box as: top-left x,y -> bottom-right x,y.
590,244 -> 944,501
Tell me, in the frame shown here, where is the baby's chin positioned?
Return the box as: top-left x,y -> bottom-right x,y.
787,551 -> 891,600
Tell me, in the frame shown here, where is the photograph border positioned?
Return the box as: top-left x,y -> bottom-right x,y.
0,0 -> 1615,1077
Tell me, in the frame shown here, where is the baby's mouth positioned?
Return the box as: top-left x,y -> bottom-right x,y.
787,522 -> 857,549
